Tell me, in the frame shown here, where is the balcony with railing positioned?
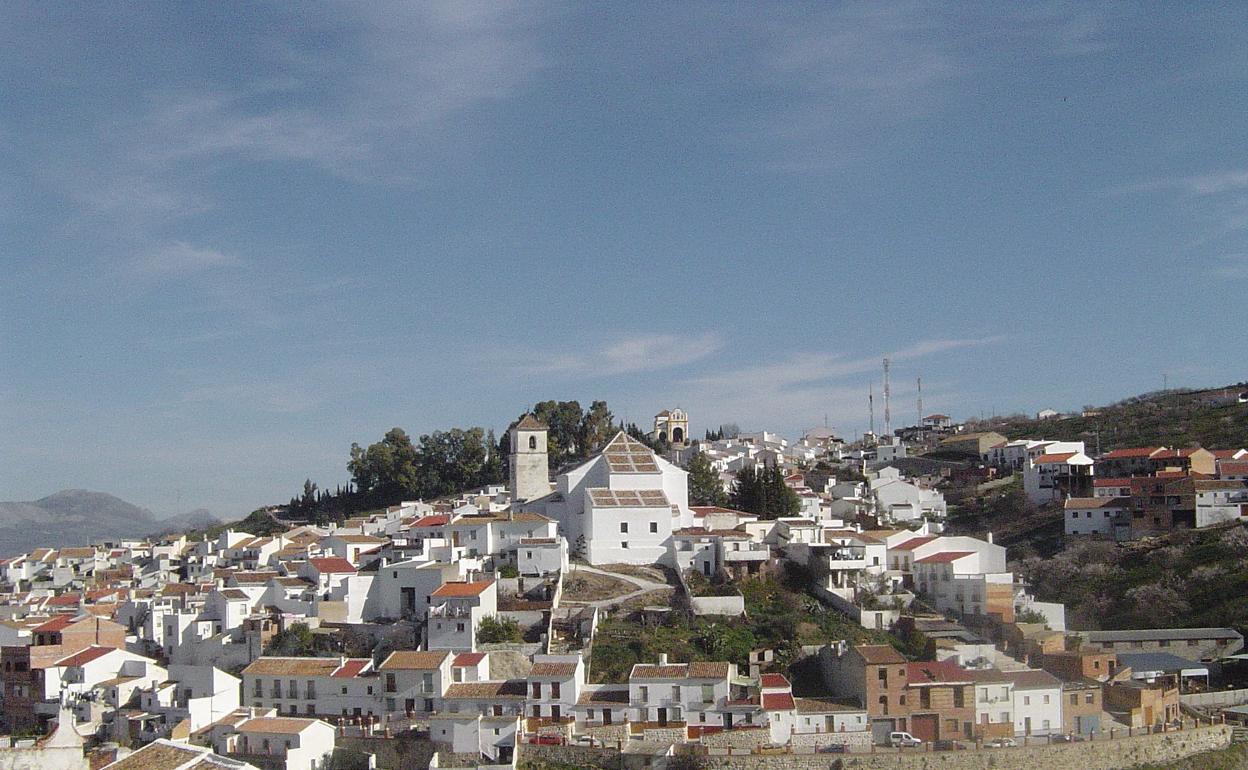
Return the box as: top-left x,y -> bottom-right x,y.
429,603 -> 472,619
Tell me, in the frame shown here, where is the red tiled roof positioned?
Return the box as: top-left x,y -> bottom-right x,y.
907,661 -> 973,684
33,614 -> 78,633
690,506 -> 751,517
1213,449 -> 1246,459
915,551 -> 974,564
1065,497 -> 1131,509
379,650 -> 450,670
431,580 -> 494,598
1093,478 -> 1132,487
856,645 -> 906,665
411,515 -> 451,528
1103,447 -> 1163,459
453,652 -> 486,667
1220,461 -> 1248,475
56,645 -> 115,667
308,557 -> 356,574
530,661 -> 579,677
1033,452 -> 1076,464
761,692 -> 796,710
46,593 -> 82,607
332,659 -> 372,678
760,673 -> 790,688
892,536 -> 937,551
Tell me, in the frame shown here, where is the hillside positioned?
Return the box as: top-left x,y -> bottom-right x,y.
1011,520 -> 1248,636
0,490 -> 220,556
970,384 -> 1248,452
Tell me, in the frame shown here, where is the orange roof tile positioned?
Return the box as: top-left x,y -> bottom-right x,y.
431,580 -> 494,598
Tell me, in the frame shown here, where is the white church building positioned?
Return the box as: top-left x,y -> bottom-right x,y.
511,420 -> 693,566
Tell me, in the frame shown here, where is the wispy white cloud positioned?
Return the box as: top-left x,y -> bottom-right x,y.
131,242 -> 244,276
735,4 -> 958,172
505,332 -> 724,378
671,336 -> 1001,430
1112,168 -> 1248,197
125,3 -> 547,184
683,337 -> 1000,391
732,3 -> 1123,173
178,380 -> 323,414
20,2 -> 549,232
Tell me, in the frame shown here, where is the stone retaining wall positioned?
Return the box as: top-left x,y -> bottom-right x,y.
700,729 -> 769,749
700,725 -> 1232,770
522,725 -> 1232,770
583,724 -> 629,742
787,731 -> 871,750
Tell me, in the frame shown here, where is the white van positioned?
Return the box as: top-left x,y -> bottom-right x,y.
889,731 -> 922,748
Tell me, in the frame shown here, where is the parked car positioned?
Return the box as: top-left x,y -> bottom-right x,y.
528,734 -> 563,745
888,731 -> 923,748
1052,733 -> 1085,743
572,735 -> 602,747
816,743 -> 847,754
988,737 -> 1018,748
933,739 -> 969,751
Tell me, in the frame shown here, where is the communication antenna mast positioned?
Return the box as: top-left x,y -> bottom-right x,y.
917,376 -> 923,426
882,358 -> 892,436
868,383 -> 875,436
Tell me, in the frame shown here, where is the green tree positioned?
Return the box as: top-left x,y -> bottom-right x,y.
730,464 -> 799,519
532,400 -> 585,468
348,427 -> 421,503
266,623 -> 317,656
729,465 -> 760,514
687,452 -> 728,507
476,615 -> 524,644
578,400 -> 616,455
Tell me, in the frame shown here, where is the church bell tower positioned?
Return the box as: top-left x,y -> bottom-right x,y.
509,414 -> 550,504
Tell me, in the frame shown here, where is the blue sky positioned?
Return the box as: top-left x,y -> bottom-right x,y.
2,3 -> 1246,518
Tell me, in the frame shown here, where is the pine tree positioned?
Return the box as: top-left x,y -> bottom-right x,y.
687,452 -> 728,507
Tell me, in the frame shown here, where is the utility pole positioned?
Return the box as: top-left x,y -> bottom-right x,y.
869,383 -> 875,436
917,376 -> 923,427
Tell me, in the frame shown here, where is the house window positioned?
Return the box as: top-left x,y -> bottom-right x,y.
1085,693 -> 1094,704
552,682 -> 561,698
649,522 -> 658,533
385,674 -> 396,693
529,436 -> 537,450
1023,696 -> 1030,706
620,523 -> 629,533
457,623 -> 465,633
621,542 -> 628,549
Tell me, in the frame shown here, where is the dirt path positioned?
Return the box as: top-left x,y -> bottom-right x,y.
562,564 -> 672,609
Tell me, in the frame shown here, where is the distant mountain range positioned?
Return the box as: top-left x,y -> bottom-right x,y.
0,490 -> 222,557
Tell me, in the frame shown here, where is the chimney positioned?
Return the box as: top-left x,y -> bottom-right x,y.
658,653 -> 668,666
987,531 -> 994,544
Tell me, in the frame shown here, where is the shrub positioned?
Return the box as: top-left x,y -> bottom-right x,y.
476,615 -> 523,644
